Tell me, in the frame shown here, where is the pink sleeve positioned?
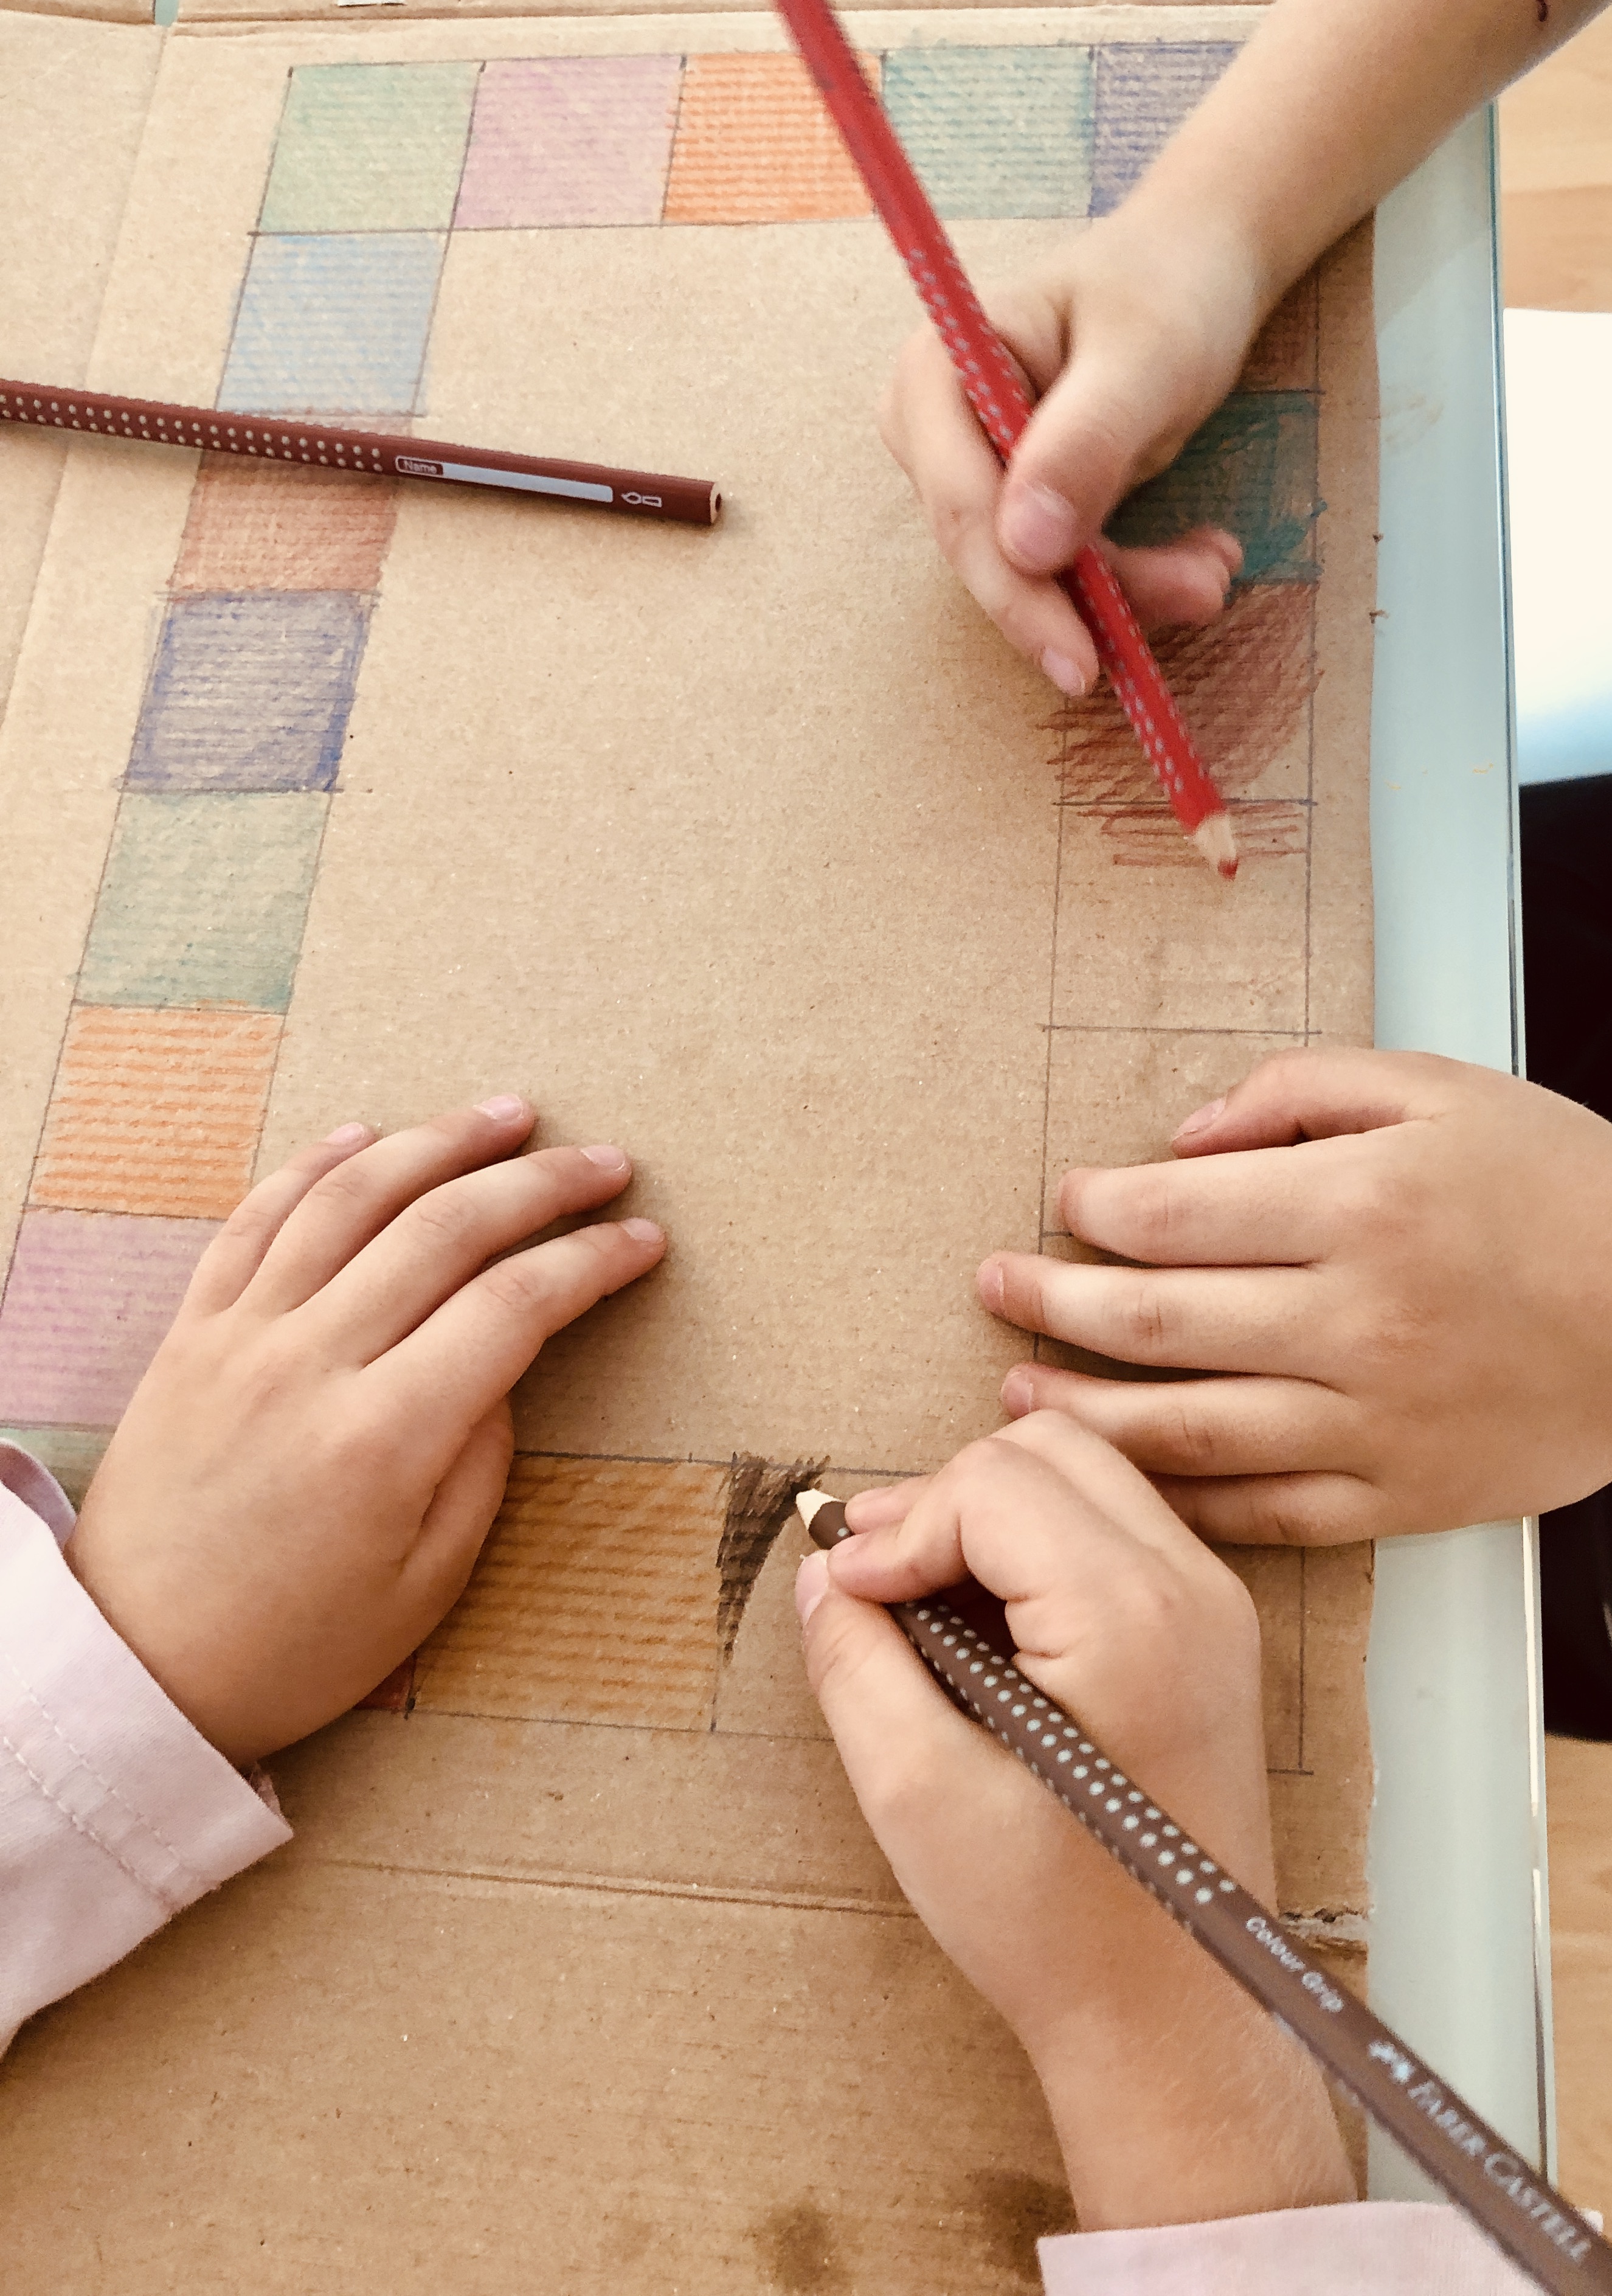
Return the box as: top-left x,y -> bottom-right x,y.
1039,2201 -> 1539,2292
0,1441 -> 291,2049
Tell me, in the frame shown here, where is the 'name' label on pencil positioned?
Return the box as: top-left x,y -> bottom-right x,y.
403,456 -> 614,505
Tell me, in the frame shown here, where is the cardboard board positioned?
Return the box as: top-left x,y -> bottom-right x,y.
0,9 -> 1378,2283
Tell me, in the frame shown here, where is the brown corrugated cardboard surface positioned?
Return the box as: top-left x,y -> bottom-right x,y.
0,10 -> 1376,2283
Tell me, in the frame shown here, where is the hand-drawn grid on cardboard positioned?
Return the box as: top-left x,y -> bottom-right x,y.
0,12 -> 1375,2284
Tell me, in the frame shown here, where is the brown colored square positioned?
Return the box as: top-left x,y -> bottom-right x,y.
32,1006 -> 281,1219
663,52 -> 877,224
172,456 -> 398,593
412,1454 -> 728,1728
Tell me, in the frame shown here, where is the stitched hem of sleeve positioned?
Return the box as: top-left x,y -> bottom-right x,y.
0,1485 -> 290,1913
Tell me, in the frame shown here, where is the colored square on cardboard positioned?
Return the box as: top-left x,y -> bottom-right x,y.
0,1425 -> 110,1507
173,458 -> 398,593
455,57 -> 682,229
260,63 -> 480,234
1090,42 -> 1237,216
32,1006 -> 282,1220
663,52 -> 877,224
0,1209 -> 219,1429
79,793 -> 327,1014
882,46 -> 1093,221
218,234 -> 444,415
1107,390 -> 1319,584
413,1455 -> 726,1729
127,593 -> 368,795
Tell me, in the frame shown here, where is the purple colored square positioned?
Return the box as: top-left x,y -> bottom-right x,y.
0,1210 -> 219,1428
455,57 -> 682,229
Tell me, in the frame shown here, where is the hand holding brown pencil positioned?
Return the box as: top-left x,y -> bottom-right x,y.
796,1431 -> 1612,2296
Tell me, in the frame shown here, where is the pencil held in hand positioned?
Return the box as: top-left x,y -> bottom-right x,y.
797,1489 -> 1612,2296
774,0 -> 1237,879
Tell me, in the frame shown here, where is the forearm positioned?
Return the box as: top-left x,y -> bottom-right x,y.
1129,0 -> 1609,313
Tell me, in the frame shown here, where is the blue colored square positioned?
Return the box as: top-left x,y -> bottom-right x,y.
1090,43 -> 1237,217
218,233 -> 445,415
882,47 -> 1093,220
1107,392 -> 1319,584
127,594 -> 369,794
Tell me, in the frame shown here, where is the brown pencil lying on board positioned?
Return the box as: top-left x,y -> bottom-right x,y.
797,1490 -> 1611,2296
0,380 -> 720,527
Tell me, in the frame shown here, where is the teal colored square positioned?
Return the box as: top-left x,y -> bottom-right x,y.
80,791 -> 327,1013
220,235 -> 443,415
260,63 -> 482,232
882,47 -> 1093,221
1107,392 -> 1320,583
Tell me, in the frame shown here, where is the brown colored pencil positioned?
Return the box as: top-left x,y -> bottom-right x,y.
798,1490 -> 1610,2296
0,380 -> 719,528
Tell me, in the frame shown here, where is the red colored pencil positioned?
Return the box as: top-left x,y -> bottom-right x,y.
0,380 -> 719,529
775,3 -> 1237,879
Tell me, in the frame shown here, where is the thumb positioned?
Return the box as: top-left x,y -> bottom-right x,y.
1169,1049 -> 1466,1158
995,333 -> 1210,577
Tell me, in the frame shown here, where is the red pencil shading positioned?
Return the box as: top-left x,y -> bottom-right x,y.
774,0 -> 1237,879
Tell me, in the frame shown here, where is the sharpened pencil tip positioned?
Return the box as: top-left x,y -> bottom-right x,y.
1192,811 -> 1238,880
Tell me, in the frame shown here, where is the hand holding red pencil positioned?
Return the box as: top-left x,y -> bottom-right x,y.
777,0 -> 1239,876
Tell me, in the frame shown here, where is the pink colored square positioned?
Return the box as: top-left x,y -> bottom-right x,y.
0,1210 -> 218,1428
455,57 -> 682,230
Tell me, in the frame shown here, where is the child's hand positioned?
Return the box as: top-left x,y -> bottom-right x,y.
66,1098 -> 665,1764
879,209 -> 1256,695
797,1414 -> 1353,2229
983,1049 -> 1612,1543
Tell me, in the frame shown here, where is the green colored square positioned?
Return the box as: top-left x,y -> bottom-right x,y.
882,47 -> 1093,221
260,62 -> 482,233
0,1426 -> 110,1506
80,792 -> 327,1014
1107,392 -> 1320,584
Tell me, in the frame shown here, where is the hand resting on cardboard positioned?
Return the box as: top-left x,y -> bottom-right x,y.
982,1049 -> 1612,1544
66,1097 -> 664,1765
796,1412 -> 1354,2228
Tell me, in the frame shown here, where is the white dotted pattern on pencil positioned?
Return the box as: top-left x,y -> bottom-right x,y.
908,1603 -> 1237,1913
0,389 -> 387,470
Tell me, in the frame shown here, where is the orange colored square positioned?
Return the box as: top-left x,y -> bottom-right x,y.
412,1455 -> 727,1728
663,52 -> 877,224
173,455 -> 398,593
33,1006 -> 282,1219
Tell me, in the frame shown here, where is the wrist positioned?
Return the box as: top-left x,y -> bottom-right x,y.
1026,1935 -> 1356,2228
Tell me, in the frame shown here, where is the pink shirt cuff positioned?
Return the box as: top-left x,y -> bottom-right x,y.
0,1441 -> 291,2045
1039,2201 -> 1538,2293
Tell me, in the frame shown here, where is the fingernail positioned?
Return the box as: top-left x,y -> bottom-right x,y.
977,1257 -> 1006,1313
1001,1365 -> 1035,1417
323,1120 -> 372,1147
795,1549 -> 830,1626
1040,648 -> 1087,698
621,1216 -> 663,1244
1000,480 -> 1079,572
580,1143 -> 628,1171
1172,1095 -> 1225,1143
476,1094 -> 528,1121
